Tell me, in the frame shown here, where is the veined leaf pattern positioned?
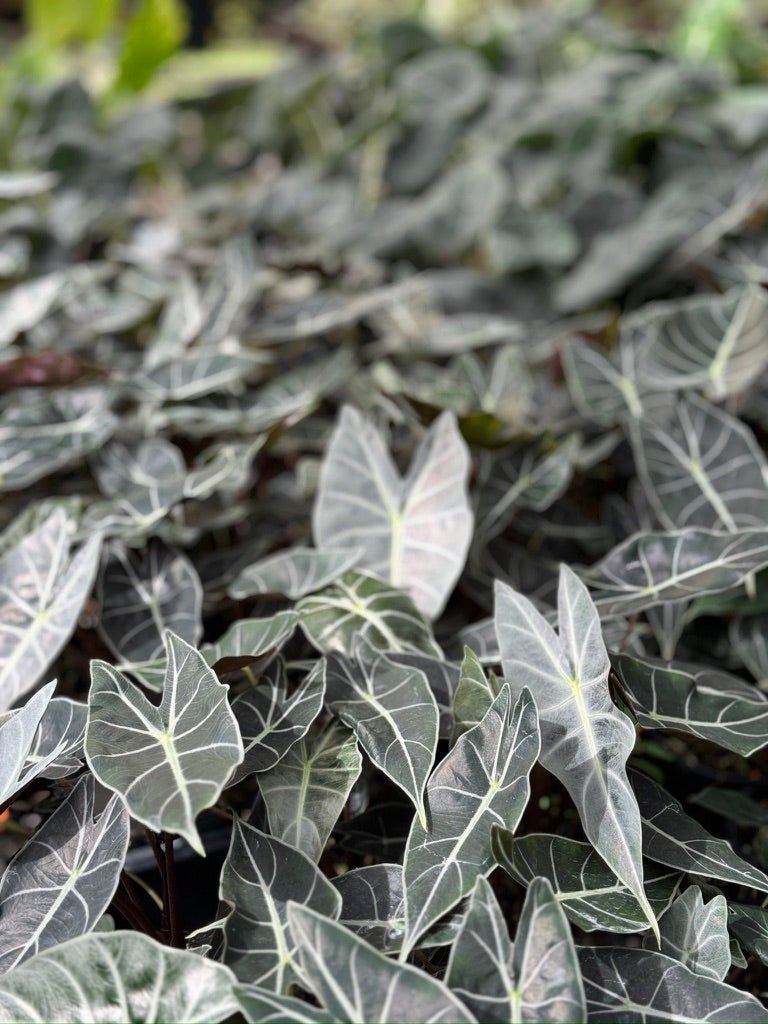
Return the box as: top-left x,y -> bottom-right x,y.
324,636 -> 439,828
642,886 -> 730,982
495,565 -> 659,940
401,684 -> 539,957
85,632 -> 244,854
0,510 -> 101,712
229,546 -> 362,600
0,775 -> 128,972
313,406 -> 473,617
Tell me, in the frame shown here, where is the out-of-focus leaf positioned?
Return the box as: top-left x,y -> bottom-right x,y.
313,407 -> 473,618
85,632 -> 243,855
116,0 -> 187,93
0,775 -> 128,973
731,613 -> 768,682
401,685 -> 539,957
200,611 -> 298,675
220,820 -> 340,989
445,875 -> 585,1023
229,546 -> 362,600
0,510 -> 101,711
234,985 -> 330,1024
495,565 -> 658,939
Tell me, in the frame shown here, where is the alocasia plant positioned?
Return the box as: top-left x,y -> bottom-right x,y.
1,7 -> 768,1022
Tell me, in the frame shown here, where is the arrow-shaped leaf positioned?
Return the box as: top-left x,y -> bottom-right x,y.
401,684 -> 539,957
220,820 -> 340,990
445,875 -> 585,1023
257,718 -> 362,863
229,546 -> 362,600
312,406 -> 473,618
85,632 -> 244,855
0,510 -> 101,712
324,636 -> 439,828
495,565 -> 658,940
288,903 -> 476,1024
0,775 -> 128,972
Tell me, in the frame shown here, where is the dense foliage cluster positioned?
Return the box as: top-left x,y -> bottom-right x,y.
2,9 -> 768,1021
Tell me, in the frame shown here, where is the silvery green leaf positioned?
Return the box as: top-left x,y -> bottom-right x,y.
389,653 -> 460,741
731,938 -> 748,970
0,775 -> 128,972
229,546 -> 362,600
579,946 -> 768,1022
402,685 -> 539,957
332,863 -> 407,952
587,528 -> 768,616
645,601 -> 687,660
475,436 -> 580,541
325,637 -> 438,828
632,770 -> 768,893
633,395 -> 768,531
231,658 -> 324,779
611,652 -> 768,755
729,904 -> 768,965
457,617 -> 500,663
200,610 -> 298,674
0,272 -> 66,348
0,171 -> 56,199
312,407 -> 473,618
24,697 -> 87,778
132,350 -> 265,402
288,904 -> 477,1024
0,388 -> 117,491
642,886 -> 729,982
445,876 -> 584,1023
220,820 -> 340,990
184,439 -> 265,500
257,719 -> 362,862
234,985 -> 330,1024
96,540 -> 202,690
0,510 -> 101,711
451,646 -> 502,743
730,613 -> 768,683
297,571 -> 441,658
0,683 -> 59,806
85,632 -> 244,855
495,565 -> 658,939
492,830 -> 680,934
395,47 -> 489,123
0,932 -> 239,1023
638,287 -> 768,399
144,272 -> 203,369
81,439 -> 187,538
563,335 -> 648,425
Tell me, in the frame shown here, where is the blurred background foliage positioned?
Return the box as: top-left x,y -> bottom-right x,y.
0,0 -> 766,107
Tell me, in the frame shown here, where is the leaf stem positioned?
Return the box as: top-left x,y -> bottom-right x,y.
163,831 -> 185,949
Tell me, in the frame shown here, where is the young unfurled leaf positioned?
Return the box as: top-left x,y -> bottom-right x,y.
495,565 -> 659,940
402,685 -> 539,957
642,886 -> 730,982
85,632 -> 243,855
324,636 -> 439,828
313,407 -> 473,618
